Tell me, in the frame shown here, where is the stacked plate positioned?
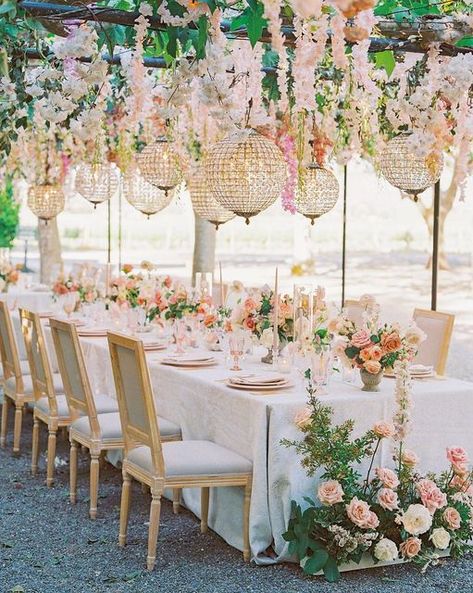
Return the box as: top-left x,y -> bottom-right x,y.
142,341 -> 167,352
160,354 -> 216,367
77,327 -> 108,337
226,373 -> 291,392
410,364 -> 435,379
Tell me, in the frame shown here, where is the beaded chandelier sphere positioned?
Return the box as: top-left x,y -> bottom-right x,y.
75,162 -> 119,208
295,163 -> 339,224
187,165 -> 236,229
136,138 -> 182,195
204,128 -> 287,224
378,133 -> 443,201
27,184 -> 65,223
123,168 -> 174,219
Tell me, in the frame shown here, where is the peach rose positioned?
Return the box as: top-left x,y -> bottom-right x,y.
381,331 -> 402,353
375,467 -> 400,489
363,360 -> 382,375
447,447 -> 469,475
373,421 -> 396,439
346,497 -> 378,529
360,345 -> 382,362
244,297 -> 258,312
351,329 -> 372,349
122,263 -> 133,274
443,507 -> 461,530
416,479 -> 447,514
243,317 -> 256,331
400,537 -> 422,559
378,488 -> 399,511
318,480 -> 344,506
402,450 -> 419,467
203,314 -> 217,328
294,407 -> 312,430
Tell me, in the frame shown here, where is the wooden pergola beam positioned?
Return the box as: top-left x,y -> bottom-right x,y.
18,1 -> 473,57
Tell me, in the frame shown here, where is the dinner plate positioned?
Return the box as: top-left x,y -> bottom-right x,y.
78,328 -> 108,337
143,343 -> 167,352
230,373 -> 286,386
161,359 -> 216,368
226,379 -> 292,391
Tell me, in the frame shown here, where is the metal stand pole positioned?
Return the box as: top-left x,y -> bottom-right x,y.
431,180 -> 440,311
341,164 -> 347,308
118,176 -> 123,271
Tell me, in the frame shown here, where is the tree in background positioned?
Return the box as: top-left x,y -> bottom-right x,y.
0,178 -> 20,250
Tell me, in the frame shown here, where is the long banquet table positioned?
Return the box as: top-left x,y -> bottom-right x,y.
36,326 -> 473,563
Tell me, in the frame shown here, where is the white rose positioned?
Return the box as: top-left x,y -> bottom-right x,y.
400,504 -> 433,536
374,538 -> 398,562
260,327 -> 274,349
430,527 -> 451,550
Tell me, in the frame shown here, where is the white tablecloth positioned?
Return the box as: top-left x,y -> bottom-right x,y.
40,330 -> 473,563
0,290 -> 53,313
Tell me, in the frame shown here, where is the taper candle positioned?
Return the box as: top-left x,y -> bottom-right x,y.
273,267 -> 279,353
219,262 -> 224,307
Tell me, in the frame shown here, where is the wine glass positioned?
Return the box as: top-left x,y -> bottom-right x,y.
229,332 -> 245,371
310,350 -> 332,395
173,319 -> 187,354
62,292 -> 77,320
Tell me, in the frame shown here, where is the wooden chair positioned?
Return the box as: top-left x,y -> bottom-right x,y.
50,319 -> 180,519
107,331 -> 253,571
413,308 -> 455,376
20,309 -> 73,485
0,301 -> 35,453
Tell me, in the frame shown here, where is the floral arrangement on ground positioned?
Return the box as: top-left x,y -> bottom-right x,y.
281,360 -> 473,582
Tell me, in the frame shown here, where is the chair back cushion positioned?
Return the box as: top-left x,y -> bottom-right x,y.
413,309 -> 454,376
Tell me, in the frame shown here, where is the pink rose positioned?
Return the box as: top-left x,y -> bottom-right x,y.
447,447 -> 469,475
400,537 -> 422,559
401,450 -> 419,467
443,507 -> 461,530
416,479 -> 447,514
346,497 -> 378,529
318,480 -> 344,506
378,488 -> 399,511
294,407 -> 312,430
244,297 -> 258,312
375,468 -> 400,490
373,421 -> 396,439
364,360 -> 382,375
351,329 -> 372,349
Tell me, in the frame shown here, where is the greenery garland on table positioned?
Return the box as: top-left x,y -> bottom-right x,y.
281,360 -> 473,582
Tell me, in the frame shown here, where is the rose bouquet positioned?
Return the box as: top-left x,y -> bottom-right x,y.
52,273 -> 79,299
282,362 -> 473,582
0,262 -> 21,292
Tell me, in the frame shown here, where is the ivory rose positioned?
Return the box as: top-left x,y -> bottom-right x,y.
373,421 -> 396,439
443,507 -> 461,530
400,504 -> 433,535
378,488 -> 399,511
374,538 -> 398,562
402,449 -> 419,467
351,329 -> 372,349
447,447 -> 469,475
416,479 -> 447,513
294,407 -> 312,430
363,360 -> 382,375
381,331 -> 402,353
318,480 -> 344,506
430,527 -> 451,550
346,497 -> 379,529
400,537 -> 422,559
404,324 -> 426,347
375,467 -> 400,489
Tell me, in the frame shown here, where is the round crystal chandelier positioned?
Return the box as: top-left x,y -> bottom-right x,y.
378,133 -> 443,201
295,164 -> 339,224
137,138 -> 182,195
187,165 -> 235,229
27,184 -> 65,223
75,162 -> 119,208
123,168 -> 174,219
204,128 -> 287,224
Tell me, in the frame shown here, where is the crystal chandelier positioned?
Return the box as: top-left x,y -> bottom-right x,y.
75,162 -> 119,208
123,168 -> 174,219
378,133 -> 443,201
187,165 -> 235,229
295,163 -> 339,224
137,138 -> 182,195
27,184 -> 65,223
204,128 -> 287,224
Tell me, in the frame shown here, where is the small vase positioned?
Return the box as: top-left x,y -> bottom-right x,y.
360,369 -> 383,392
261,347 -> 274,364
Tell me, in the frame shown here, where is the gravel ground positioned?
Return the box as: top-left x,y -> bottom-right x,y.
0,412 -> 472,593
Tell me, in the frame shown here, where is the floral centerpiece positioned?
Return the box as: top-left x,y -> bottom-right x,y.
282,361 -> 473,582
0,262 -> 21,292
52,274 -> 79,299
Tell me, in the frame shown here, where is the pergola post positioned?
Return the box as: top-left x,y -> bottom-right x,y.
431,180 -> 441,311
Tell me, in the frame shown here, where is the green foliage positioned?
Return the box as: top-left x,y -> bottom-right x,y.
0,179 -> 20,249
